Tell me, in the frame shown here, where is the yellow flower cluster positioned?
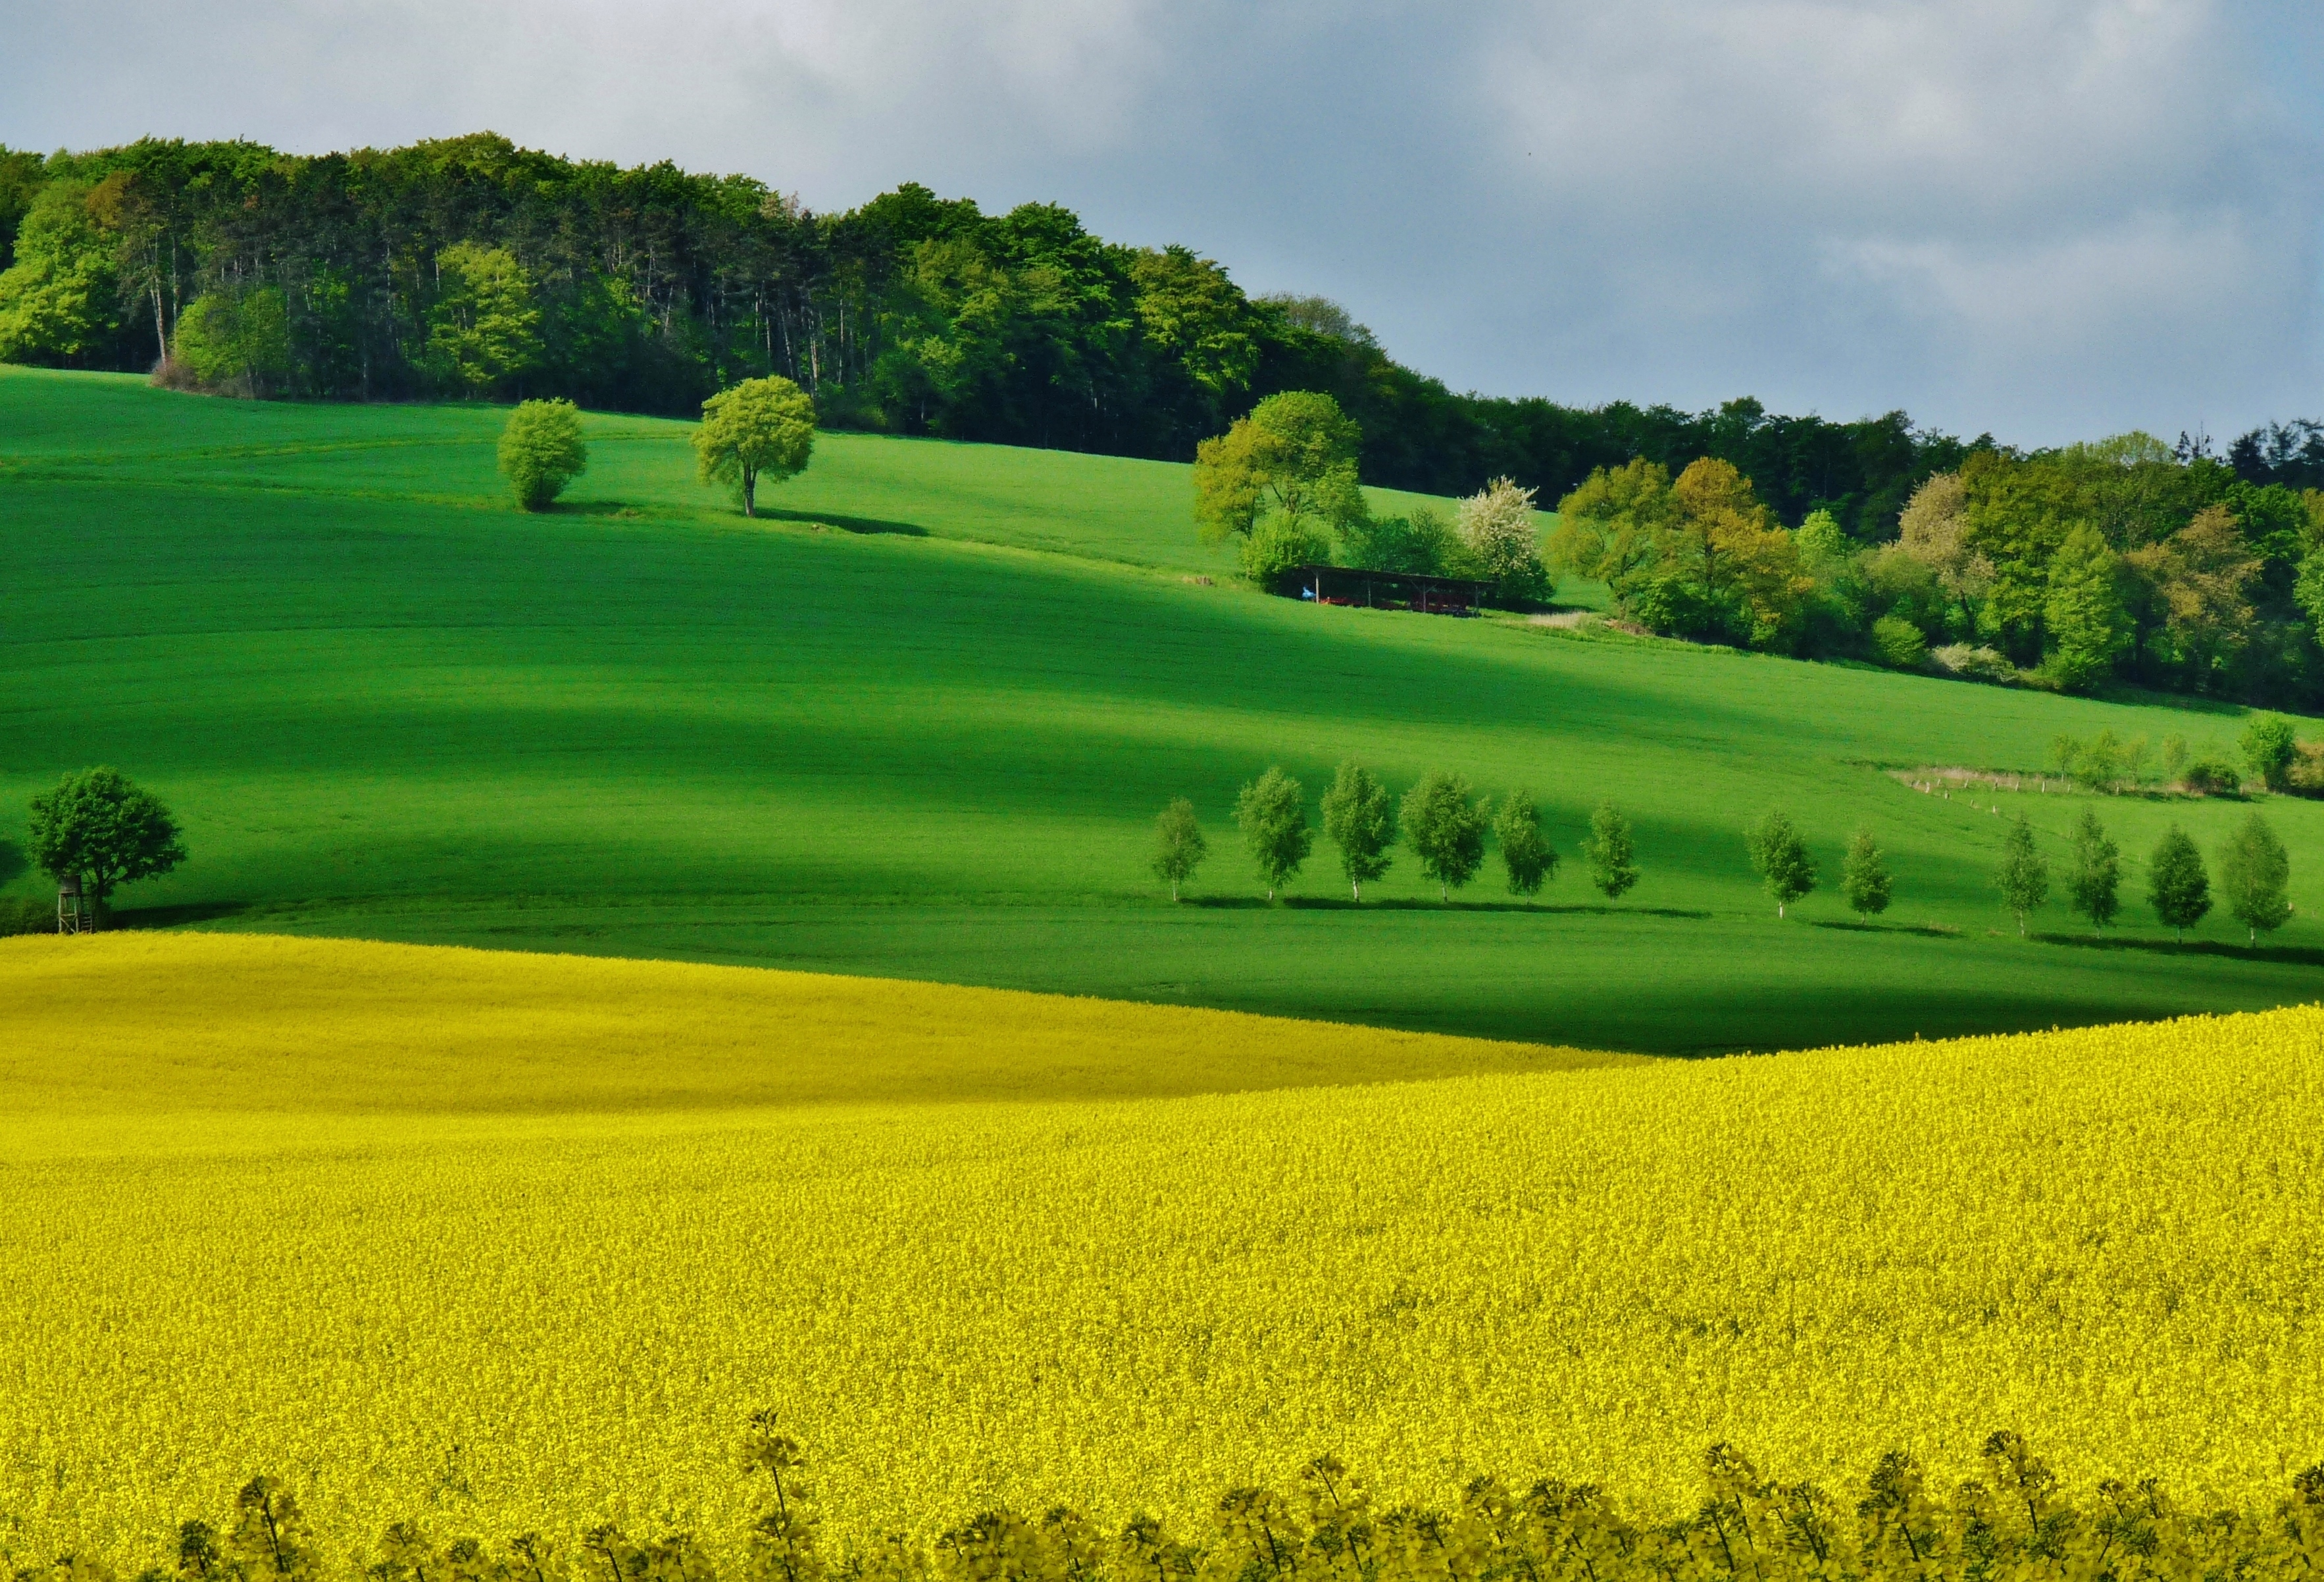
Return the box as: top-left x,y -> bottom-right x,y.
2,936 -> 2319,1576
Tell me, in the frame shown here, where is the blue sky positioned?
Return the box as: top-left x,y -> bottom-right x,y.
5,0 -> 2321,446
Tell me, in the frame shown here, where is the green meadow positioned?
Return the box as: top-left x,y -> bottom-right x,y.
2,365 -> 2318,1053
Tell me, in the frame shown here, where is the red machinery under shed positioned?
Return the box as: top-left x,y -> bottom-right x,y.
1278,563 -> 1496,615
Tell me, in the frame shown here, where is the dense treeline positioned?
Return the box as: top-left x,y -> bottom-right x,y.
68,1428 -> 2324,1582
0,132 -> 1967,527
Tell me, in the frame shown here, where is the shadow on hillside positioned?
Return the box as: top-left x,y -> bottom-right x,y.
1810,919 -> 1963,939
1187,896 -> 1709,919
2030,931 -> 2324,967
0,840 -> 23,886
763,507 -> 928,536
108,900 -> 255,929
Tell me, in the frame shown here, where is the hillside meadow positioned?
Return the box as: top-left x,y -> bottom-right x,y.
3,934 -> 2321,1571
4,367 -> 2324,1050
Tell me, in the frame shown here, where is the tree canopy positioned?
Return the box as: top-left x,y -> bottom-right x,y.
26,766 -> 187,917
498,399 -> 588,511
694,376 -> 816,517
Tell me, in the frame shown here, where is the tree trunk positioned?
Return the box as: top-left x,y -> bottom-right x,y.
743,469 -> 757,517
1351,879 -> 1360,902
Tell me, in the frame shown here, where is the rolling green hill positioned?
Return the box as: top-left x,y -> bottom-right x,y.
2,365 -> 2317,1052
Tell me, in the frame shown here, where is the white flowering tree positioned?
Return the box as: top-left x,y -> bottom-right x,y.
1457,476 -> 1551,606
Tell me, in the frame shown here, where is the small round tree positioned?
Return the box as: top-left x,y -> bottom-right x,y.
1745,809 -> 1814,919
2240,713 -> 2298,792
1149,797 -> 1207,903
694,376 -> 817,517
1234,767 -> 1311,901
2148,824 -> 2211,942
1840,827 -> 1890,917
27,767 -> 188,926
2218,811 -> 2292,946
1995,813 -> 2049,936
1402,771 -> 1487,902
1582,802 -> 1639,900
1493,790 -> 1557,898
2064,808 -> 2121,930
497,398 -> 588,510
1319,761 -> 1394,902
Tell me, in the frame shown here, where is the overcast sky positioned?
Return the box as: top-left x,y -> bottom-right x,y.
7,0 -> 2323,446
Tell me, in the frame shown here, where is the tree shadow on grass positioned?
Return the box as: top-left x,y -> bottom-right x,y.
761,507 -> 928,537
1188,895 -> 1709,919
2030,931 -> 2324,967
0,840 -> 23,886
109,900 -> 255,930
1811,919 -> 1963,939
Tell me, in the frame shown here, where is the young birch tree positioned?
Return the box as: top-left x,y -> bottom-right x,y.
1319,761 -> 1394,902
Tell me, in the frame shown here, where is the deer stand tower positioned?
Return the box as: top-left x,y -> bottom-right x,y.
57,874 -> 91,934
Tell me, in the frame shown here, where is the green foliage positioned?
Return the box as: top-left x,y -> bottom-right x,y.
1745,809 -> 1814,918
2183,758 -> 2242,796
1994,814 -> 2048,936
1492,790 -> 1556,898
695,376 -> 817,516
2218,811 -> 2292,945
0,180 -> 113,363
1192,392 -> 1367,571
1319,763 -> 1394,902
1342,506 -> 1461,575
498,399 -> 589,511
2148,825 -> 2212,940
2064,809 -> 2121,929
1400,771 -> 1487,902
2040,524 -> 2127,691
2241,712 -> 2298,792
1840,827 -> 1890,916
1233,767 -> 1310,901
1869,614 -> 1927,670
422,242 -> 543,397
26,765 -> 186,915
1240,514 -> 1332,585
1148,798 -> 1206,902
168,288 -> 293,397
1581,802 -> 1640,901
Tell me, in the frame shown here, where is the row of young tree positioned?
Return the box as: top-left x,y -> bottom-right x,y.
1550,438 -> 2324,707
1149,766 -> 1639,905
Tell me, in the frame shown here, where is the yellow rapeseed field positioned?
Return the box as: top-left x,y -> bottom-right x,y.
2,934 -> 2319,1573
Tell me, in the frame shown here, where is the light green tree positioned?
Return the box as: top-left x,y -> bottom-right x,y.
497,399 -> 588,511
26,766 -> 188,925
1192,391 -> 1368,581
2218,811 -> 2292,945
422,242 -> 542,397
694,376 -> 817,517
1319,761 -> 1394,902
1745,809 -> 1815,918
1402,771 -> 1488,901
169,288 -> 293,396
1581,802 -> 1639,900
1234,767 -> 1311,901
1492,790 -> 1557,897
2240,713 -> 2298,792
1149,797 -> 1207,902
0,180 -> 113,363
2041,524 -> 2127,691
1840,827 -> 1890,916
2064,808 -> 2120,930
1995,813 -> 2048,936
2148,825 -> 2210,942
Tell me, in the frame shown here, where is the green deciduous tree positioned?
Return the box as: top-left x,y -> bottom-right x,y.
1548,459 -> 1677,590
1234,767 -> 1311,900
1401,771 -> 1487,902
1582,801 -> 1639,900
1192,391 -> 1368,581
2218,811 -> 2292,945
2040,524 -> 2127,692
166,288 -> 293,397
498,398 -> 589,510
2148,825 -> 2211,942
0,180 -> 113,364
26,766 -> 188,923
2064,809 -> 2120,930
1492,790 -> 1557,898
2240,712 -> 2298,792
1995,813 -> 2048,936
1149,796 -> 1206,902
422,242 -> 542,397
1745,809 -> 1814,918
1840,827 -> 1890,916
694,376 -> 817,517
1319,761 -> 1394,902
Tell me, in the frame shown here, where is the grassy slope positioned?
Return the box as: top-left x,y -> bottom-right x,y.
3,366 -> 2319,1051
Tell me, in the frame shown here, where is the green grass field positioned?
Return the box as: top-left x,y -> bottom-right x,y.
3,365 -> 2319,1052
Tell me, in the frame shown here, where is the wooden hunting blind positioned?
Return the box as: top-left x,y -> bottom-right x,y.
1278,563 -> 1495,616
57,874 -> 89,934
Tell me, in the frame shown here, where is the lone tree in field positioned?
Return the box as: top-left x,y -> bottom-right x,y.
1840,827 -> 1890,917
2240,713 -> 2298,792
1456,477 -> 1552,606
1493,790 -> 1557,898
1192,390 -> 1369,582
1582,801 -> 1639,900
1744,809 -> 1814,918
1319,761 -> 1395,902
694,375 -> 816,517
1994,813 -> 2048,936
2148,824 -> 2211,942
2218,811 -> 2292,945
1234,767 -> 1312,900
1402,770 -> 1488,902
27,767 -> 187,925
1149,797 -> 1207,902
2063,808 -> 2121,930
497,398 -> 588,511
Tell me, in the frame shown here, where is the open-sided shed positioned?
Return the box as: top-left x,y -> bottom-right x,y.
1278,563 -> 1496,616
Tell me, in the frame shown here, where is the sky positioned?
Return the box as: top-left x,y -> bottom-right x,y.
6,0 -> 2323,446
